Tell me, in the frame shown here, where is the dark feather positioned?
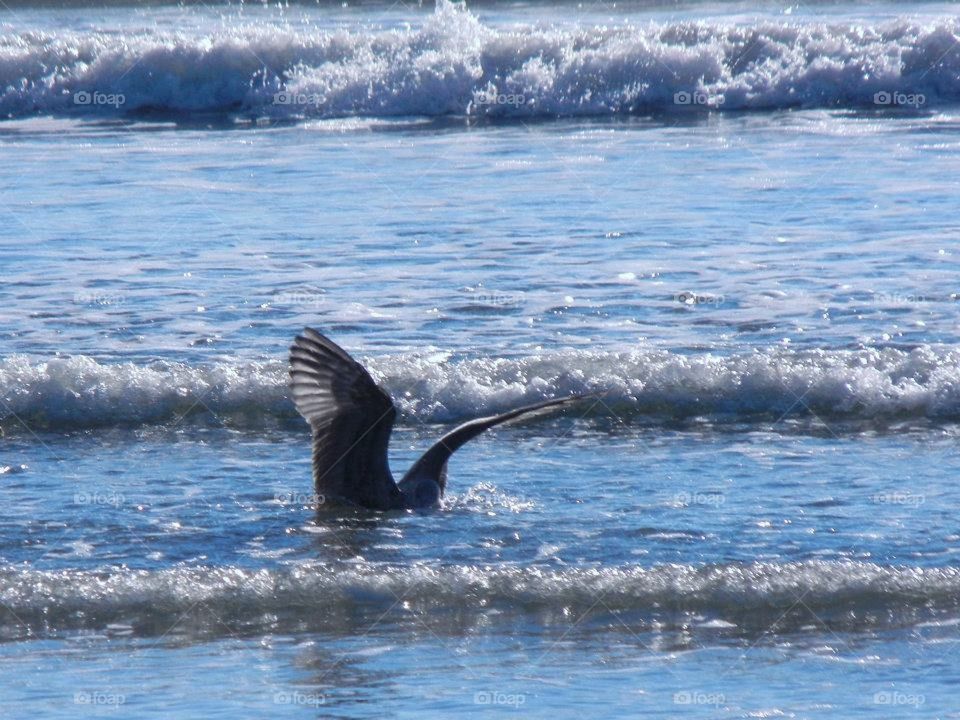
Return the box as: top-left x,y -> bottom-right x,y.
289,328 -> 401,510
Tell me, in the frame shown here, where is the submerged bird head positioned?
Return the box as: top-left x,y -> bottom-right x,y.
401,476 -> 442,509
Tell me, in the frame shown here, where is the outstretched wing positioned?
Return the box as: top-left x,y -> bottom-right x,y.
399,395 -> 586,495
289,327 -> 402,510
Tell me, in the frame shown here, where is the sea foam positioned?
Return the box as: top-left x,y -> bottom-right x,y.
2,560 -> 958,639
2,345 -> 960,430
1,2 -> 958,119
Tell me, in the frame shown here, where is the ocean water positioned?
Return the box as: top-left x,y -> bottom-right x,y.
2,0 -> 960,717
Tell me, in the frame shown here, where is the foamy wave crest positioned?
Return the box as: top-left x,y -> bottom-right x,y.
3,345 -> 960,430
2,561 -> 958,639
1,2 -> 959,119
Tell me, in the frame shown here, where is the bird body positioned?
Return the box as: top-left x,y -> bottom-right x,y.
289,327 -> 581,510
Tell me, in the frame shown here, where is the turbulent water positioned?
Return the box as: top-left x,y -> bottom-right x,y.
2,1 -> 960,718
2,1 -> 960,118
5,561 -> 960,642
4,345 -> 960,429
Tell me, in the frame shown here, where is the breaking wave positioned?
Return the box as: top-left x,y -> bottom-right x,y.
1,560 -> 958,640
1,1 -> 959,120
2,345 -> 960,430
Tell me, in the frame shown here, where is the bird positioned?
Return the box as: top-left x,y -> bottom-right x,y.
288,327 -> 583,510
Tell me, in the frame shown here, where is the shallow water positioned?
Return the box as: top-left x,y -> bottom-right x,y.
2,0 -> 960,717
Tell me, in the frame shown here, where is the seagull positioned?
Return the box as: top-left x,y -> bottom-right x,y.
289,327 -> 583,510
